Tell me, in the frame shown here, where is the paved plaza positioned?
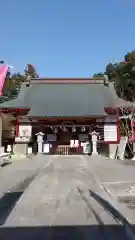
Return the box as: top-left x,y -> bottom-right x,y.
0,155 -> 135,239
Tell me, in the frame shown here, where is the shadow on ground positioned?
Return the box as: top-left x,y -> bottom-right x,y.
0,225 -> 133,240
0,175 -> 36,226
0,192 -> 23,226
0,190 -> 134,239
0,180 -> 135,239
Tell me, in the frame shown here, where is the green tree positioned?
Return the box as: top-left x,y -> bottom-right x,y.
92,51 -> 135,101
105,52 -> 135,101
93,72 -> 104,78
1,62 -> 39,101
2,72 -> 25,98
24,64 -> 38,79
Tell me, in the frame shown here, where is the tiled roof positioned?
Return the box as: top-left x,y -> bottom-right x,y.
0,78 -> 126,117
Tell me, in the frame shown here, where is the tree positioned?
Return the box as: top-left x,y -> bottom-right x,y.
93,72 -> 104,78
105,52 -> 135,101
24,64 -> 38,79
2,72 -> 25,98
93,51 -> 135,101
2,63 -> 39,99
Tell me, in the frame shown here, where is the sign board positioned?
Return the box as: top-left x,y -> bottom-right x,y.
19,125 -> 32,137
79,134 -> 89,142
47,134 -> 57,141
83,142 -> 91,154
104,124 -> 117,142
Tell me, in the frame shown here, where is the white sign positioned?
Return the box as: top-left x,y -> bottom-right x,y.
70,140 -> 74,147
74,140 -> 79,147
43,144 -> 50,153
104,124 -> 117,142
19,125 -> 32,137
28,147 -> 32,154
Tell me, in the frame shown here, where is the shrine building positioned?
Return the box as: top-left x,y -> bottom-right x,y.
0,77 -> 133,156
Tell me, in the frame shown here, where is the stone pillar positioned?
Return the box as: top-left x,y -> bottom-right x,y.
91,131 -> 98,155
117,137 -> 128,160
36,132 -> 44,153
109,144 -> 118,159
132,142 -> 135,160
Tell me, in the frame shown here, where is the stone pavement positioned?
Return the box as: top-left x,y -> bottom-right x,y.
0,155 -> 52,199
4,156 -> 135,224
84,155 -> 135,224
84,155 -> 135,183
1,155 -> 135,239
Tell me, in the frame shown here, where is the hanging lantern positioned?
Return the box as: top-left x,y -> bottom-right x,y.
53,127 -> 58,134
72,126 -> 76,132
63,126 -> 67,132
60,125 -> 63,130
81,126 -> 86,132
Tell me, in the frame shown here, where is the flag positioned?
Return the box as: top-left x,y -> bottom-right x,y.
0,65 -> 8,96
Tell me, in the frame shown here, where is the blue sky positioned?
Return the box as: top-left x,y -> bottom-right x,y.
0,0 -> 135,77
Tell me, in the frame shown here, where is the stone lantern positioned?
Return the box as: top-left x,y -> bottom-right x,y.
91,131 -> 98,155
35,132 -> 44,153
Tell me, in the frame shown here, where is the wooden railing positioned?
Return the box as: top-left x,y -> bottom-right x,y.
56,145 -> 83,155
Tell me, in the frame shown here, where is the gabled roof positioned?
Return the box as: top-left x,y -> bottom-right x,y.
0,78 -> 124,117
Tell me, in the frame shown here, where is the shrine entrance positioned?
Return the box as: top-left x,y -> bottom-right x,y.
30,120 -> 98,155
57,131 -> 72,145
